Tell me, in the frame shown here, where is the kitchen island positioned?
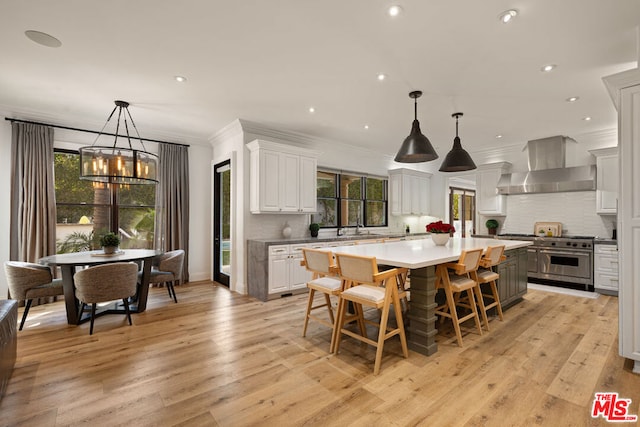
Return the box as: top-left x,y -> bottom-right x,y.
324,237 -> 532,356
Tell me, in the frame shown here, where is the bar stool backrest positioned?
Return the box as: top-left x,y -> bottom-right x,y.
335,253 -> 379,285
480,245 -> 506,268
302,248 -> 335,276
456,248 -> 484,274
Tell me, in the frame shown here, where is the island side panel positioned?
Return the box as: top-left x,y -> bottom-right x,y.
247,240 -> 269,301
406,265 -> 438,356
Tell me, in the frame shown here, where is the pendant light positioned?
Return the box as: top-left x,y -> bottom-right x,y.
439,112 -> 477,172
79,100 -> 159,185
394,90 -> 439,163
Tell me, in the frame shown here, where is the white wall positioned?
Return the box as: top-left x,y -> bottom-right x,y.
188,143 -> 213,281
0,116 -> 12,298
498,192 -> 614,238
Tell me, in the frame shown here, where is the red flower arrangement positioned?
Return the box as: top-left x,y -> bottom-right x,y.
426,221 -> 455,234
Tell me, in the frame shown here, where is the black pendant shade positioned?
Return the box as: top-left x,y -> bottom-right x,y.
394,91 -> 438,163
439,112 -> 477,172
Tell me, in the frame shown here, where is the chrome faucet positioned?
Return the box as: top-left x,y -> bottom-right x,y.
355,215 -> 363,235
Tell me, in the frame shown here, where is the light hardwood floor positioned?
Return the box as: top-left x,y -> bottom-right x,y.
1,282 -> 639,426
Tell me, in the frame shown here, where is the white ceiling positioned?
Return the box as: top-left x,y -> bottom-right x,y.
1,1 -> 639,160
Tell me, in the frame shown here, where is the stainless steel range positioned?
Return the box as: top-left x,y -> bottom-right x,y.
498,234 -> 594,291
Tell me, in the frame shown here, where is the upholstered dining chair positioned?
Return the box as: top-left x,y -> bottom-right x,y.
143,250 -> 185,303
74,262 -> 139,335
4,261 -> 64,330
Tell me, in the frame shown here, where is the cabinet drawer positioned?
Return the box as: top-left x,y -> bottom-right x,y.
595,255 -> 619,272
594,271 -> 619,291
304,242 -> 327,250
327,241 -> 357,247
595,244 -> 618,254
269,245 -> 290,256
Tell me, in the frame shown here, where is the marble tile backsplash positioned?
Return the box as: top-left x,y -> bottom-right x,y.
499,191 -> 615,238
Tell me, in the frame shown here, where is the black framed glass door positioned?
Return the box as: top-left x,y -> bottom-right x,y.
449,186 -> 476,237
214,160 -> 231,286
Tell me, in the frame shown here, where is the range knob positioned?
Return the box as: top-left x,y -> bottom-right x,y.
582,243 -> 588,248
572,243 -> 578,247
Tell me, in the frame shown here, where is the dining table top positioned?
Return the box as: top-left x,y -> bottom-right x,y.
320,236 -> 533,269
39,249 -> 163,267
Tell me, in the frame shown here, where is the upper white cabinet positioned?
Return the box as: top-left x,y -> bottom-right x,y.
590,147 -> 618,215
247,140 -> 319,214
389,168 -> 432,216
477,162 -> 511,216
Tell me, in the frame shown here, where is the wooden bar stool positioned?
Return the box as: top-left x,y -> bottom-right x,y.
434,248 -> 484,347
333,252 -> 409,375
472,245 -> 506,330
301,248 -> 344,347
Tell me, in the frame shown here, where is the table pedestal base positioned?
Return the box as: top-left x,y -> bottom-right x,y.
406,265 -> 438,356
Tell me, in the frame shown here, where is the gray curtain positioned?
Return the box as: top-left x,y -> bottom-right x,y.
10,122 -> 57,262
9,123 -> 57,303
155,143 -> 190,282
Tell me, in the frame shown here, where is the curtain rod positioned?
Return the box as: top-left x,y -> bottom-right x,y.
4,117 -> 190,147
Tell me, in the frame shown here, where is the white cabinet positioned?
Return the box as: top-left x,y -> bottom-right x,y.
477,162 -> 511,216
388,168 -> 432,216
594,243 -> 619,295
603,68 -> 640,372
268,244 -> 322,294
590,147 -> 618,215
247,140 -> 319,214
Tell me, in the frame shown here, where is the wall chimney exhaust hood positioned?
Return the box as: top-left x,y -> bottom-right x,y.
496,136 -> 596,195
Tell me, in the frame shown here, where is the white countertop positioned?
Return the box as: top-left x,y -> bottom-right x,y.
322,237 -> 533,269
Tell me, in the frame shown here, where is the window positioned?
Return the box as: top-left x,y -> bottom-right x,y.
312,171 -> 387,228
54,150 -> 156,253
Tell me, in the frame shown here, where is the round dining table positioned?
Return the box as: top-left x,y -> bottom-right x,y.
39,249 -> 163,325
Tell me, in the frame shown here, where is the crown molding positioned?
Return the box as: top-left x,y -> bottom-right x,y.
209,117 -> 397,162
603,67 -> 640,108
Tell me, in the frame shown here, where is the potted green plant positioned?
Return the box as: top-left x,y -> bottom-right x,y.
485,219 -> 499,235
99,232 -> 121,254
309,223 -> 320,238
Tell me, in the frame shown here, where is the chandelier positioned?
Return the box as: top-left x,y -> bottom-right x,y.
79,100 -> 158,185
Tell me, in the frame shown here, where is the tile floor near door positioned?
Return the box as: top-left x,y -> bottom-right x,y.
1,281 -> 639,426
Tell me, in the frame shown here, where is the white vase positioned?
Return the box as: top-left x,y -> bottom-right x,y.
431,233 -> 450,246
282,223 -> 292,238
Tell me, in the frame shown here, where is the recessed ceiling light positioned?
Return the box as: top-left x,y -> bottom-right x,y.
498,9 -> 518,24
24,30 -> 62,48
541,64 -> 557,72
495,134 -> 503,139
308,107 -> 315,113
388,5 -> 403,17
364,125 -> 370,130
377,73 -> 387,81
174,76 -> 187,83
566,96 -> 579,102
583,116 -> 592,121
